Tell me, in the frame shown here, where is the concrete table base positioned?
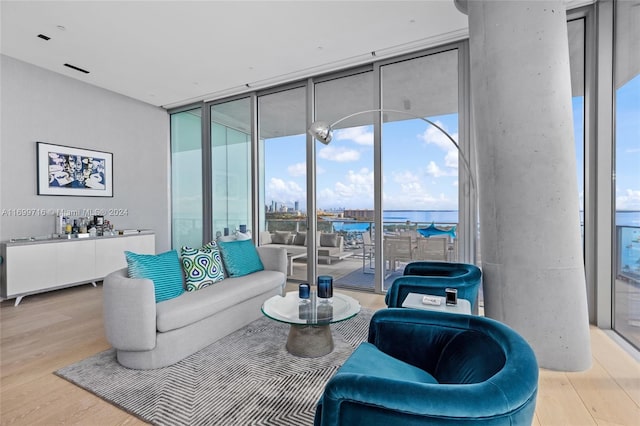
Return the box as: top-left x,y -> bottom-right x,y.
286,324 -> 334,357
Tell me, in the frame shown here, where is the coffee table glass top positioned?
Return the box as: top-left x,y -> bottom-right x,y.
262,291 -> 360,326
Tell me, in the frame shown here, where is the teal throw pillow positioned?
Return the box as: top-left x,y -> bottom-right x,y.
181,241 -> 225,291
125,250 -> 184,303
218,239 -> 264,277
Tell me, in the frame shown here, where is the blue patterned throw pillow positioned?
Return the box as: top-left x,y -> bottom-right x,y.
125,250 -> 184,303
181,241 -> 225,291
217,239 -> 264,277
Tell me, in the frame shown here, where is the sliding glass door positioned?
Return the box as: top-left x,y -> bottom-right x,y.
314,70 -> 376,290
211,98 -> 252,238
170,107 -> 203,249
613,0 -> 640,349
257,86 -> 308,279
380,48 -> 462,291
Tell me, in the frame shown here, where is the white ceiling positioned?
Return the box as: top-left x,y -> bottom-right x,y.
0,0 -> 470,110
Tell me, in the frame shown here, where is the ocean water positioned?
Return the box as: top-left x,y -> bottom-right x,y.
332,210 -> 640,228
332,211 -> 640,271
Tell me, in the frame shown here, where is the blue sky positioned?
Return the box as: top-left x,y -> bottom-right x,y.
264,76 -> 639,213
615,74 -> 640,211
264,114 -> 460,212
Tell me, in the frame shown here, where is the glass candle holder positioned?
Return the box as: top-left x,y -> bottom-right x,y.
317,275 -> 333,300
298,283 -> 310,300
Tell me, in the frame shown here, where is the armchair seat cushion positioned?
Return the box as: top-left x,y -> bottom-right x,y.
338,342 -> 438,385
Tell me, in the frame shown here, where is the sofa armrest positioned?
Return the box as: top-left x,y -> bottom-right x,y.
257,246 -> 287,275
103,268 -> 157,351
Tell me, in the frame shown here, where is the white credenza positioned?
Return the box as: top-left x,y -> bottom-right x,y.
0,232 -> 155,306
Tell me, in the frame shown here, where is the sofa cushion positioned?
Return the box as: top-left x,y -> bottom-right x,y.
180,241 -> 225,291
260,231 -> 272,245
236,231 -> 252,241
293,230 -> 325,247
272,231 -> 291,244
156,270 -> 284,332
338,342 -> 438,384
218,239 -> 264,277
125,250 -> 185,303
320,233 -> 339,247
293,231 -> 306,246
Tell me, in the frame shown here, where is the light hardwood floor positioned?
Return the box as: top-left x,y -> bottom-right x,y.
1,283 -> 638,425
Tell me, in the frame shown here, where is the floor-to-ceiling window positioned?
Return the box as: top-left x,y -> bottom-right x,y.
314,69 -> 376,289
170,107 -> 203,249
568,17 -> 586,248
211,98 -> 252,237
257,86 -> 308,276
380,48 -> 461,291
613,0 -> 640,349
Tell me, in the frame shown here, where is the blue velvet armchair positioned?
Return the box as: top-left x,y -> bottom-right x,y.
385,261 -> 482,312
314,308 -> 538,425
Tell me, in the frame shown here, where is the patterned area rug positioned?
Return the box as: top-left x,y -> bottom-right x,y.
55,309 -> 373,426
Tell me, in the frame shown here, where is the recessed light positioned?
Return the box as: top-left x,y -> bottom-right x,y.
37,34 -> 51,41
56,25 -> 66,31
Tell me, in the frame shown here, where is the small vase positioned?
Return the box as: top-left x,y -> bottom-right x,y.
317,275 -> 333,301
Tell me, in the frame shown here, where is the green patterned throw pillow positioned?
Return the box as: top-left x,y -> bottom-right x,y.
181,241 -> 225,291
217,239 -> 264,277
125,250 -> 185,303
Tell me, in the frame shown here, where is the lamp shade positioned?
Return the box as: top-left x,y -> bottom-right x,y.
308,121 -> 332,144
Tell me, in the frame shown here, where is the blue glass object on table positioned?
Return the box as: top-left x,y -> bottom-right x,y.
239,224 -> 247,233
317,275 -> 333,301
298,283 -> 310,300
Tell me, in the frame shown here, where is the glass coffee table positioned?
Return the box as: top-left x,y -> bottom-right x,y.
261,291 -> 361,357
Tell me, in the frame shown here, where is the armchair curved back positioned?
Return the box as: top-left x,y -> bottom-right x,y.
385,261 -> 482,311
314,309 -> 538,426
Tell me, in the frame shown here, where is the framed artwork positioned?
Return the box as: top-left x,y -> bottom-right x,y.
36,142 -> 113,197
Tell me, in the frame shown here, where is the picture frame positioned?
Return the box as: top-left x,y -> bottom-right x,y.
36,142 -> 113,197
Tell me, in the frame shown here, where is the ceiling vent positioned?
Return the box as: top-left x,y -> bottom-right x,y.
37,34 -> 50,40
64,63 -> 90,74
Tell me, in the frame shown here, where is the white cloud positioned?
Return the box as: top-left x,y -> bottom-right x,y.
317,168 -> 374,208
334,126 -> 373,146
288,162 -> 306,177
426,160 -> 457,178
418,121 -> 460,174
419,121 -> 459,152
616,188 -> 640,210
383,184 -> 455,210
444,150 -> 459,169
318,145 -> 361,162
393,170 -> 420,184
267,177 -> 305,205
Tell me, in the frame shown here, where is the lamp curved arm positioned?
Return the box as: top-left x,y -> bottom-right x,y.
308,108 -> 476,191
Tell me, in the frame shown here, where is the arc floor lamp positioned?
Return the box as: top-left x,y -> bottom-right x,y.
308,108 -> 476,192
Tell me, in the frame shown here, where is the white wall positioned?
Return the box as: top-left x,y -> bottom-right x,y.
0,55 -> 170,252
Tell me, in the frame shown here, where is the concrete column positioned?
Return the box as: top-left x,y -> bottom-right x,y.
459,0 -> 591,371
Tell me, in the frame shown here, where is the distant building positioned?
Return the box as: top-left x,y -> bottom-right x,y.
344,209 -> 374,221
